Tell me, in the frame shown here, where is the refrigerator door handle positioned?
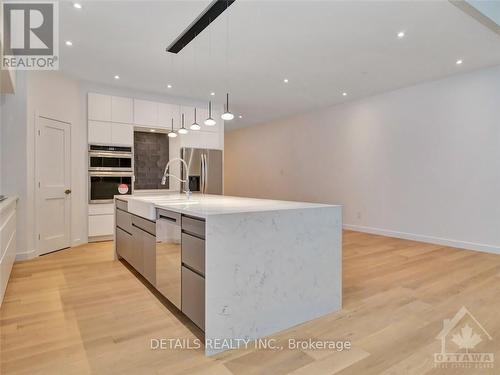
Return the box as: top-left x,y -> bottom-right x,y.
204,153 -> 208,194
201,153 -> 206,194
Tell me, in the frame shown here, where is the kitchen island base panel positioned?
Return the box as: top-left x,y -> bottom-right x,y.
205,206 -> 342,356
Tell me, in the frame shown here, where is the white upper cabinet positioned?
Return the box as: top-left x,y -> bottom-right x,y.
158,103 -> 181,129
158,103 -> 172,128
88,93 -> 112,121
179,130 -> 221,150
88,93 -> 224,149
171,104 -> 182,129
88,120 -> 112,145
88,121 -> 133,146
134,99 -> 158,126
111,96 -> 133,123
111,123 -> 134,146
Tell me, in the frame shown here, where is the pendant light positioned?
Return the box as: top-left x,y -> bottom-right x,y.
221,93 -> 234,120
178,113 -> 188,134
204,100 -> 216,126
191,108 -> 201,130
167,118 -> 177,138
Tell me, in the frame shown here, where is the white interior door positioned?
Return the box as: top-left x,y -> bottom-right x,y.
36,116 -> 71,255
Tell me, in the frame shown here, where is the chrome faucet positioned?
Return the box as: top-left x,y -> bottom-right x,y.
161,158 -> 191,199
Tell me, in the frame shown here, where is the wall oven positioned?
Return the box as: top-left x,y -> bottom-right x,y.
89,171 -> 133,203
88,145 -> 133,203
88,145 -> 133,172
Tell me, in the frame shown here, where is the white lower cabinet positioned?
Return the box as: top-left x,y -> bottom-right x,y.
0,198 -> 17,306
89,204 -> 115,239
88,214 -> 114,238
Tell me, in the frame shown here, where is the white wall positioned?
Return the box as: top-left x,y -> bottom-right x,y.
27,71 -> 86,250
225,65 -> 500,254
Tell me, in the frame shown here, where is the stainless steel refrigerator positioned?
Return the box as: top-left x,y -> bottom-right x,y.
181,148 -> 223,195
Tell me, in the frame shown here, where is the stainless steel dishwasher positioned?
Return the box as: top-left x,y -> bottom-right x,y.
156,209 -> 182,309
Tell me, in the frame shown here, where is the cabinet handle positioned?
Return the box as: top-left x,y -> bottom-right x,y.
159,215 -> 177,223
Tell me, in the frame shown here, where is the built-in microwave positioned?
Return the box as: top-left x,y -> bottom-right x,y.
89,171 -> 133,203
88,145 -> 133,172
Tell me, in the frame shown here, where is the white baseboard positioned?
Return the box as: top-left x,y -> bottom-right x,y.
88,235 -> 113,243
343,224 -> 500,255
15,249 -> 36,261
72,238 -> 86,247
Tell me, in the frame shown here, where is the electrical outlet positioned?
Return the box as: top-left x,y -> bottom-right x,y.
357,211 -> 362,220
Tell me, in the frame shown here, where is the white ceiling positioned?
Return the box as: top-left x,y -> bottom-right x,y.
59,0 -> 500,130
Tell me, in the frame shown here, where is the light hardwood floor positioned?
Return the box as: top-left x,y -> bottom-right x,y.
1,231 -> 499,374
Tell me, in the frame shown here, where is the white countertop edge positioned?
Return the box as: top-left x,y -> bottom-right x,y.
153,202 -> 341,219
117,193 -> 341,220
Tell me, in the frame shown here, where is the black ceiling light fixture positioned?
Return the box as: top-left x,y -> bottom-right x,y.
166,0 -> 236,54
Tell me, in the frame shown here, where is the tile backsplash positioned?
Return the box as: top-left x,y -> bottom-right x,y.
134,131 -> 169,190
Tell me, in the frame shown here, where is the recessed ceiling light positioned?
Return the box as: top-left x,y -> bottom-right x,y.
397,31 -> 405,38
283,78 -> 289,83
150,129 -> 156,132
114,75 -> 120,80
65,40 -> 73,46
73,3 -> 82,9
238,115 -> 243,119
456,59 -> 463,65
167,84 -> 172,88
342,92 -> 347,96
210,92 -> 215,96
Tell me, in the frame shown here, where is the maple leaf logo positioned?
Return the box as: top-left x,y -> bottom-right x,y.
451,324 -> 482,353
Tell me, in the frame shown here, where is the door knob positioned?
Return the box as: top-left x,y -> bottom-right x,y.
65,189 -> 72,195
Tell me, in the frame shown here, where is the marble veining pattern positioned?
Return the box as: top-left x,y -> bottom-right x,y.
205,206 -> 342,355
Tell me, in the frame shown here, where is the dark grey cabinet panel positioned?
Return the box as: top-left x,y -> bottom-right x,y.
182,266 -> 205,331
116,227 -> 132,263
130,225 -> 144,274
181,216 -> 205,238
116,209 -> 132,233
142,230 -> 156,286
115,205 -> 207,332
132,215 -> 156,236
182,233 -> 205,276
116,199 -> 128,211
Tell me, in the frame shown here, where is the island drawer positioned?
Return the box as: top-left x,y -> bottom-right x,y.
181,266 -> 205,331
131,215 -> 155,236
181,216 -> 205,238
182,233 -> 205,276
116,227 -> 132,263
115,199 -> 128,211
157,209 -> 181,224
116,208 -> 132,233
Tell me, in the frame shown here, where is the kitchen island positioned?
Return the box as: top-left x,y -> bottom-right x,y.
114,194 -> 342,355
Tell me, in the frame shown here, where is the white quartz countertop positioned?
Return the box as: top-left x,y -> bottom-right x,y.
117,193 -> 337,220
